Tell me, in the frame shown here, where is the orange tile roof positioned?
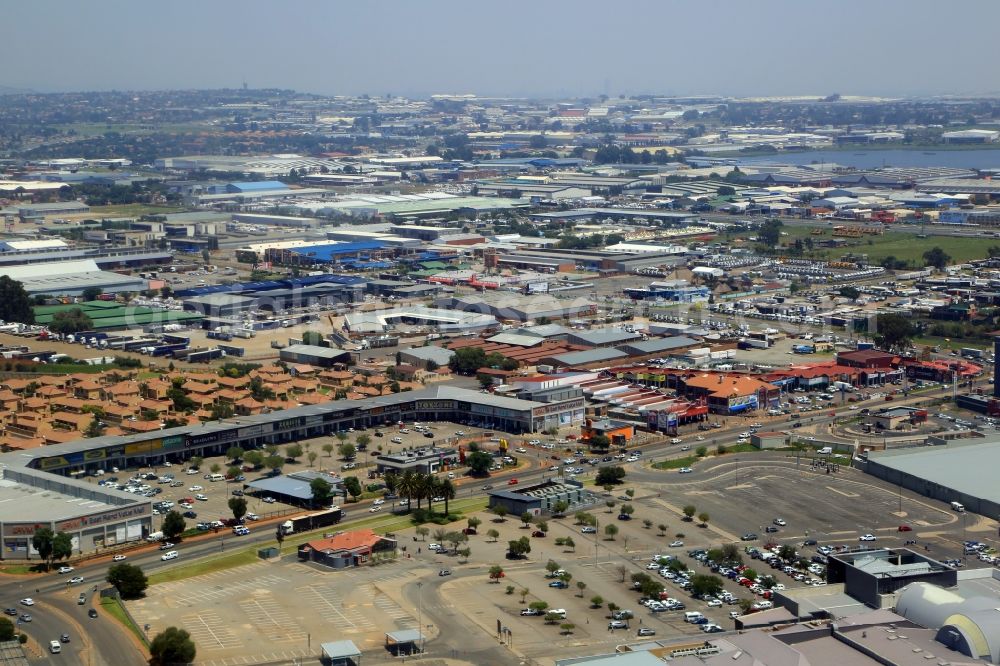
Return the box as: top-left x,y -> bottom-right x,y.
684,374 -> 776,398
305,529 -> 387,554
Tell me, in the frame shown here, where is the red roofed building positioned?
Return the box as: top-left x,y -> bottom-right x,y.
681,374 -> 781,415
297,529 -> 397,569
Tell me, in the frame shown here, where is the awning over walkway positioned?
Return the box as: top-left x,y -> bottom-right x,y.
321,640 -> 361,665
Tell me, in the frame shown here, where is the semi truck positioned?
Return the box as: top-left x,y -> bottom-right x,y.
187,348 -> 224,363
960,347 -> 984,360
149,343 -> 189,357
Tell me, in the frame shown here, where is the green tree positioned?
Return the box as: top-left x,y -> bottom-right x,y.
695,445 -> 708,457
52,531 -> 72,564
589,434 -> 611,451
488,564 -> 505,583
48,308 -> 93,334
520,511 -> 533,528
757,219 -> 784,249
575,580 -> 587,597
300,330 -> 325,346
619,504 -> 635,518
590,595 -> 604,609
0,617 -> 13,641
507,536 -> 531,559
449,346 -> 488,375
595,466 -> 626,486
243,450 -> 263,469
690,574 -> 724,598
0,276 -> 34,324
31,527 -> 54,568
322,443 -> 334,458
604,524 -> 618,540
873,313 -> 917,352
228,497 -> 248,523
162,510 -> 186,540
343,476 -> 362,501
81,286 -> 103,302
149,626 -> 197,666
923,246 -> 951,270
552,500 -> 569,516
439,478 -> 456,515
84,415 -> 104,438
415,526 -> 430,541
838,286 -> 861,301
657,523 -> 667,535
338,443 -> 356,460
226,446 -> 244,463
682,505 -> 696,521
486,528 -> 500,542
467,516 -> 482,531
698,512 -> 710,527
356,434 -> 371,451
467,450 -> 493,476
285,443 -> 303,461
528,600 -> 549,613
492,505 -> 508,521
106,563 -> 148,599
264,455 -> 285,474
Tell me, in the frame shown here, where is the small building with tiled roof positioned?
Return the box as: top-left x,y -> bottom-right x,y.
297,529 -> 397,569
681,373 -> 781,415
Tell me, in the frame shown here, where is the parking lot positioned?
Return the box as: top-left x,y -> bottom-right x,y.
128,558 -> 425,665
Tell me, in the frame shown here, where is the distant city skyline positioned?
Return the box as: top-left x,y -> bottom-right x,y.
5,0 -> 1000,99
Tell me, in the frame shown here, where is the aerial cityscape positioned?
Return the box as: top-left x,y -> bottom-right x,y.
3,2 -> 1000,666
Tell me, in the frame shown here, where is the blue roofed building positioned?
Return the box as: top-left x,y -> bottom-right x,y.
225,181 -> 289,193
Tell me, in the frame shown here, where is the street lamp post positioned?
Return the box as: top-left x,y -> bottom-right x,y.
416,581 -> 424,655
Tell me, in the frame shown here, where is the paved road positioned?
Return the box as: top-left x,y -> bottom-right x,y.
0,378 -> 959,664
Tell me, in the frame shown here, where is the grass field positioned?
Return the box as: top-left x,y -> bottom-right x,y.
729,225 -> 995,266
89,204 -> 187,217
100,596 -> 150,647
148,496 -> 488,585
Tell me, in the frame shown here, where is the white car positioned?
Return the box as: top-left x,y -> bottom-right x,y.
189,485 -> 203,491
859,534 -> 876,542
678,467 -> 693,474
262,497 -> 276,504
195,494 -> 208,501
369,505 -> 381,513
372,498 -> 384,506
773,518 -> 786,526
729,610 -> 741,619
516,447 -> 527,453
19,598 -> 34,606
57,566 -> 74,574
670,438 -> 682,444
245,512 -> 259,521
528,440 -> 540,446
399,429 -> 410,433
112,554 -> 127,562
670,540 -> 684,547
391,437 -> 403,443
160,550 -> 179,561
427,543 -> 442,551
706,599 -> 722,607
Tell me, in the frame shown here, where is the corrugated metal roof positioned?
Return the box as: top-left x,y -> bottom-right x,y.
550,348 -> 628,365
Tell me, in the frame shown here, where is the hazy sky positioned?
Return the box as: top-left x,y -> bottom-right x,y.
6,0 -> 999,98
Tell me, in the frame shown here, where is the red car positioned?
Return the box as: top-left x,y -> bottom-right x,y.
897,525 -> 912,532
507,478 -> 518,485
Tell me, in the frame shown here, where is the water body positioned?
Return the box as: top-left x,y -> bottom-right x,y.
736,148 -> 1000,170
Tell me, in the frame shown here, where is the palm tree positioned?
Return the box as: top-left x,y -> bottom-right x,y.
398,471 -> 416,509
439,478 -> 456,515
424,475 -> 440,513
